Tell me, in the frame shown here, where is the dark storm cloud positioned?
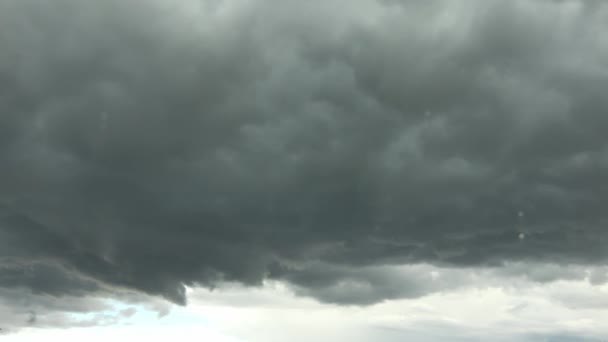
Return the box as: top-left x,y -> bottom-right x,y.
0,260 -> 100,297
1,0 -> 608,306
274,263 -> 480,305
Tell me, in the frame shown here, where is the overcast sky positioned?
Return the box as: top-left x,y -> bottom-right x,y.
1,0 -> 608,340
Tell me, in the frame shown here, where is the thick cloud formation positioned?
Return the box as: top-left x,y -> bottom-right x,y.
1,0 -> 608,307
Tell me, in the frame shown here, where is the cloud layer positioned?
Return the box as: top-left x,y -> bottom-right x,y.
1,0 -> 608,310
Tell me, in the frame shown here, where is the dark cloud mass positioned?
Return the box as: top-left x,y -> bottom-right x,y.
1,0 -> 608,309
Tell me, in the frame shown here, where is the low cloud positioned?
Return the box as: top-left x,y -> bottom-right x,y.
1,0 -> 608,312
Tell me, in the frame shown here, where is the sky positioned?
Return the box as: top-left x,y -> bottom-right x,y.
1,0 -> 608,340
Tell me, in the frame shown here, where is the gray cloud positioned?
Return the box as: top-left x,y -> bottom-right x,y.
0,260 -> 100,297
0,287 -> 108,333
521,333 -> 603,342
272,263 -> 473,305
1,0 -> 608,307
0,279 -> 171,333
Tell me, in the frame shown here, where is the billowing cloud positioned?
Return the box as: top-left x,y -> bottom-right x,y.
1,0 -> 608,315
